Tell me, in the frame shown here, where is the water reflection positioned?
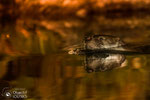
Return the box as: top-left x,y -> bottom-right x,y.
0,1 -> 150,99
84,53 -> 126,72
0,54 -> 150,100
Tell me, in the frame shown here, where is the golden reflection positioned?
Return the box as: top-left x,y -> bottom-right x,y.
0,54 -> 149,100
6,34 -> 10,38
76,9 -> 87,17
132,57 -> 142,69
0,61 -> 8,79
0,0 -> 150,100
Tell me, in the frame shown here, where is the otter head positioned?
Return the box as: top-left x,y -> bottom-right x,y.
84,35 -> 125,50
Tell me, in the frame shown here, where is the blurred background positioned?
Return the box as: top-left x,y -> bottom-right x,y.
0,0 -> 150,100
0,0 -> 150,54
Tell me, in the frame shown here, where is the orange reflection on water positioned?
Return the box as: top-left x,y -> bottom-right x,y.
132,57 -> 142,69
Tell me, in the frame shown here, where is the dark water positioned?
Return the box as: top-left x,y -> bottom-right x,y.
0,13 -> 150,100
1,54 -> 150,100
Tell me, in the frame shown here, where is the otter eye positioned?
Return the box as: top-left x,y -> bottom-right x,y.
86,37 -> 92,41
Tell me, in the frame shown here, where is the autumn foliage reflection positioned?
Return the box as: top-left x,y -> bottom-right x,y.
0,0 -> 150,100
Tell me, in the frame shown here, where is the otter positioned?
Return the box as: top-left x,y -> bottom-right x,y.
68,35 -> 150,55
68,35 -> 150,72
68,35 -> 128,55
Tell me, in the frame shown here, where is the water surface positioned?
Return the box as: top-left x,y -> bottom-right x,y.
0,13 -> 150,100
